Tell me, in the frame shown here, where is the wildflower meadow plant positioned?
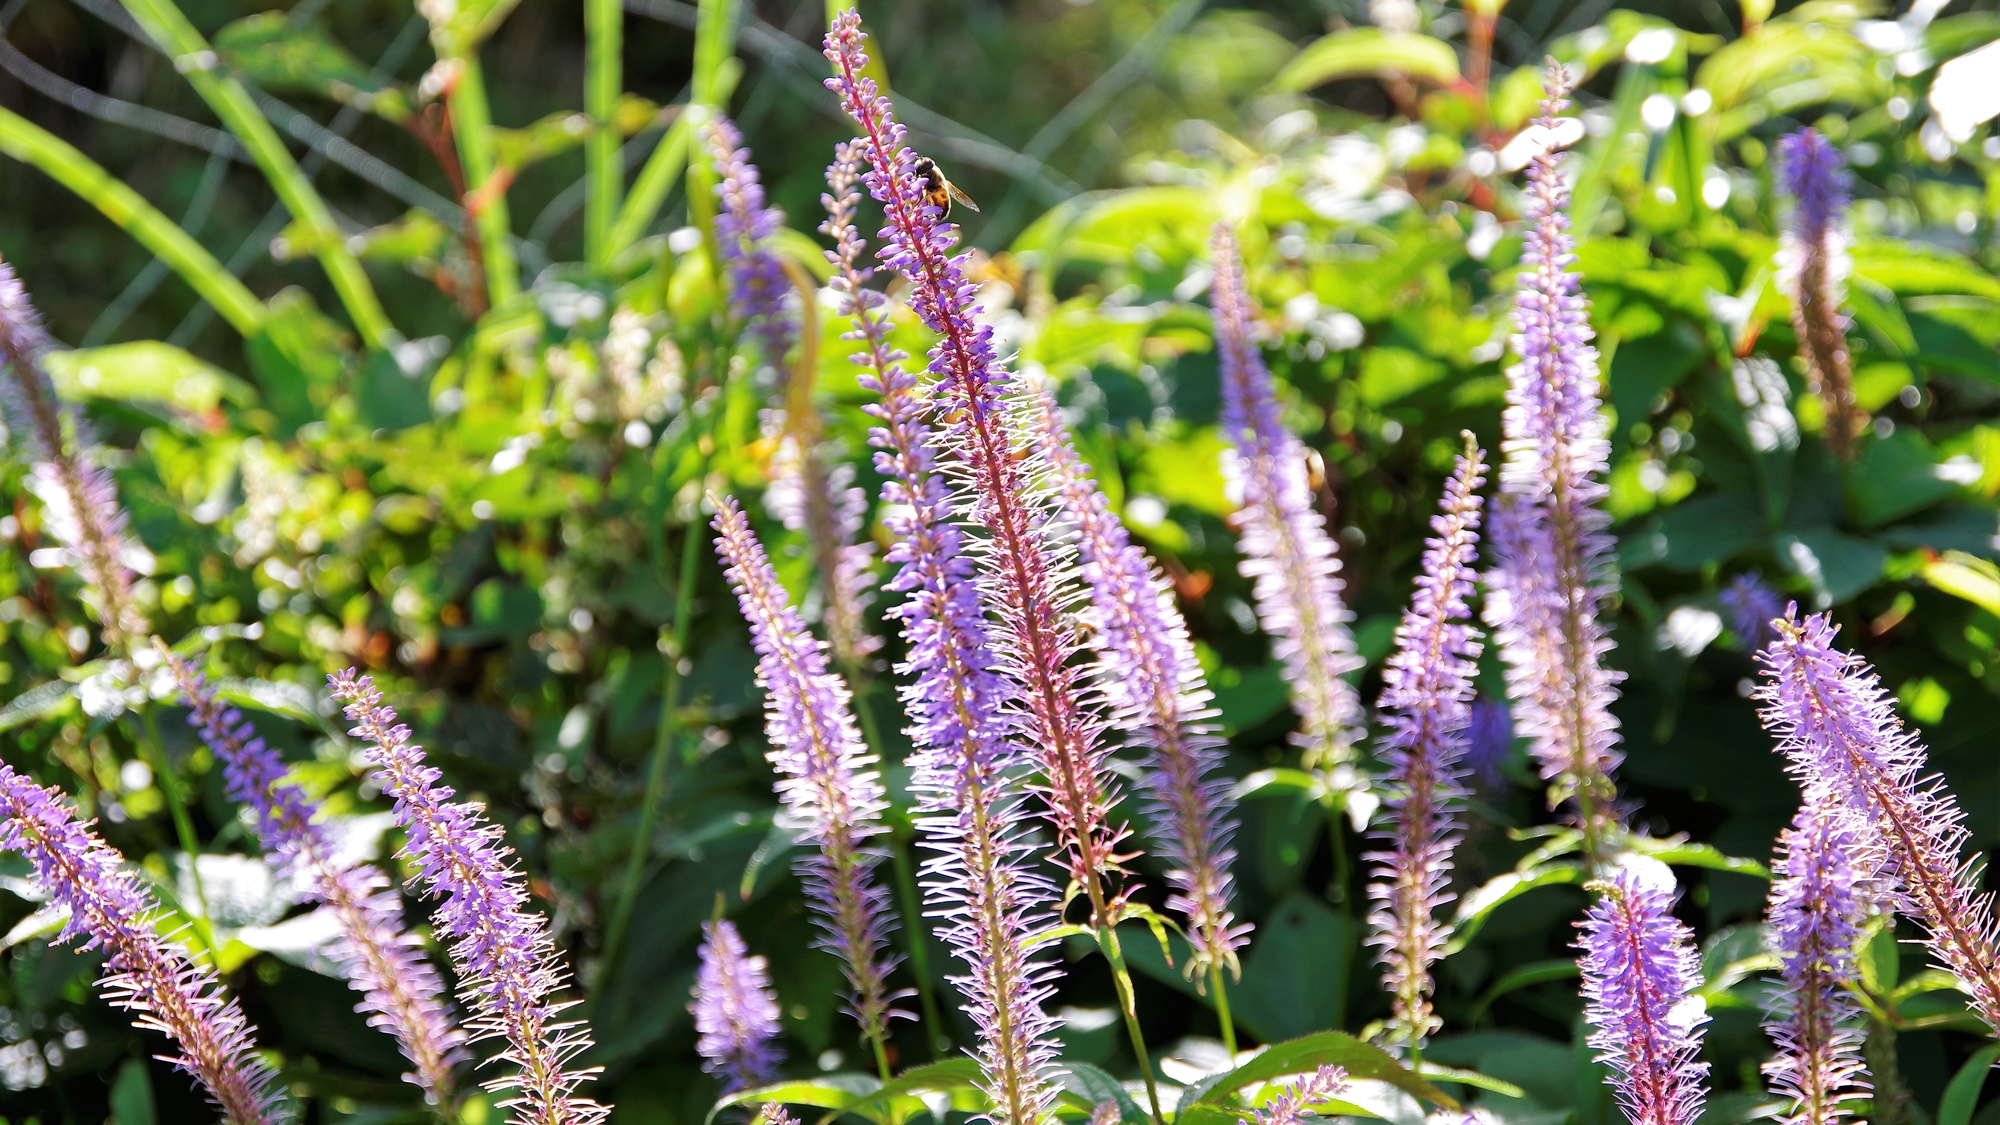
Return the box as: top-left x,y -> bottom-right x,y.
691,919 -> 785,1094
1760,801 -> 1873,1125
1577,868 -> 1711,1125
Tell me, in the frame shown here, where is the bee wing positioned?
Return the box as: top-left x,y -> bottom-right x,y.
944,180 -> 981,212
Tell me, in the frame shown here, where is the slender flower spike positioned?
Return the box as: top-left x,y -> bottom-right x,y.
1366,437 -> 1485,1051
704,116 -> 795,364
1774,129 -> 1861,458
712,497 -> 900,1061
0,765 -> 281,1125
691,919 -> 785,1093
1756,610 -> 2000,1034
1761,801 -> 1873,1125
1720,573 -> 1785,652
766,430 -> 879,670
165,651 -> 464,1104
1208,224 -> 1364,773
1577,869 -> 1711,1125
1024,383 -> 1247,978
824,16 -> 1135,914
1483,66 -> 1624,855
328,672 -> 608,1125
825,142 -> 1062,1125
1255,1066 -> 1350,1125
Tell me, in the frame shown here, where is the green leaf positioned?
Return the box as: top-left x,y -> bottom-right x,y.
0,680 -> 78,733
109,1057 -> 156,1125
1626,839 -> 1769,879
1185,1030 -> 1457,1111
1060,1061 -> 1149,1124
1937,1043 -> 2000,1125
1413,1064 -> 1529,1100
1922,551 -> 2000,617
214,13 -> 411,121
1272,30 -> 1460,92
1469,960 -> 1580,1022
0,906 -> 66,953
43,341 -> 254,418
1848,431 -> 1958,528
708,1074 -> 889,1125
1446,863 -> 1586,953
1852,241 -> 2000,303
1774,528 -> 1888,607
1232,896 -> 1355,1041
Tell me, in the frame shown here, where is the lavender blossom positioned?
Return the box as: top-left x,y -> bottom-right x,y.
1720,573 -> 1784,651
1024,382 -> 1246,978
164,651 -> 464,1105
704,116 -> 795,364
824,141 -> 1062,1125
825,16 -> 1135,918
1774,129 -> 1861,458
1255,1066 -> 1349,1125
0,257 -> 146,652
328,672 -> 608,1125
711,497 -> 900,1063
0,765 -> 281,1125
1762,801 -> 1873,1125
1483,69 -> 1624,855
691,919 -> 785,1093
1577,869 -> 1710,1125
1756,610 -> 2000,1034
1208,225 -> 1364,773
1463,698 -> 1513,790
1366,438 -> 1485,1051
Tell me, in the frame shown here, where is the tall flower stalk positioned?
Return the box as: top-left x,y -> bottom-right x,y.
164,649 -> 464,1106
1207,225 -> 1364,774
704,116 -> 794,365
712,497 -> 900,1077
1756,611 -> 2000,1034
823,17 -> 1160,1118
1761,800 -> 1873,1125
329,673 -> 609,1125
1366,437 -> 1485,1056
1577,869 -> 1711,1125
0,765 -> 281,1125
1483,69 -> 1623,858
825,141 -> 1061,1125
1774,129 -> 1861,458
691,919 -> 785,1093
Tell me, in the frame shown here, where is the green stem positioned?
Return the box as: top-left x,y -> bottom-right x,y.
0,107 -> 263,337
1208,961 -> 1238,1057
115,0 -> 392,347
136,708 -> 214,955
606,112 -> 695,261
447,53 -> 518,307
1097,923 -> 1166,1125
583,0 -> 622,268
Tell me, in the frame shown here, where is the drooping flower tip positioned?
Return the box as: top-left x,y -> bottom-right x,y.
692,919 -> 785,1093
1577,869 -> 1710,1125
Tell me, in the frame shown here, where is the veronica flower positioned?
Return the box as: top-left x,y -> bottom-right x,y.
1024,382 -> 1246,978
712,497 -> 900,1062
691,919 -> 785,1093
824,16 -> 1134,917
765,430 -> 879,670
824,141 -> 1061,1125
328,672 -> 608,1125
1483,69 -> 1624,855
1756,610 -> 2000,1034
704,116 -> 794,364
0,257 -> 146,653
164,651 -> 464,1104
1366,437 -> 1485,1051
0,765 -> 281,1125
1462,698 -> 1513,790
1577,868 -> 1710,1125
1720,573 -> 1784,651
1255,1066 -> 1349,1125
1207,225 -> 1364,774
1774,129 -> 1861,458
1761,800 -> 1873,1125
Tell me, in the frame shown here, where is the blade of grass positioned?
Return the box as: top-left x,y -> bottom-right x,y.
585,0 -> 623,267
446,52 -> 521,307
685,0 -> 740,254
606,108 -> 695,259
0,105 -> 264,337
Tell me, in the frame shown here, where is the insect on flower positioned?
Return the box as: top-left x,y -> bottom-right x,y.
914,156 -> 979,217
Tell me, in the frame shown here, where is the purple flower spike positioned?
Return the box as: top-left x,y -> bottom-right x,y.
825,15 -> 1135,916
825,140 -> 1062,1125
1024,383 -> 1247,978
704,116 -> 795,364
766,430 -> 879,670
1366,436 -> 1485,1051
1762,800 -> 1873,1125
1463,698 -> 1513,790
0,765 -> 282,1125
1756,610 -> 2000,1034
328,672 -> 609,1125
691,919 -> 785,1093
1208,225 -> 1364,773
1774,129 -> 1861,457
1577,868 -> 1710,1125
1255,1066 -> 1349,1125
712,497 -> 901,1060
1720,573 -> 1785,651
1484,67 -> 1624,856
164,651 -> 464,1105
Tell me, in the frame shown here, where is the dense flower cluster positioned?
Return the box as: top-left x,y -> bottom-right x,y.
691,919 -> 785,1093
1577,869 -> 1711,1125
1721,573 -> 1785,652
1254,1066 -> 1349,1125
704,115 -> 794,364
1774,129 -> 1860,457
1761,801 -> 1873,1125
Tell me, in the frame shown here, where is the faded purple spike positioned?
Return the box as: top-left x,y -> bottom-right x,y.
0,765 -> 282,1125
163,650 -> 464,1105
1756,610 -> 2000,1034
711,497 -> 901,1063
328,672 -> 609,1125
1720,573 -> 1784,651
1208,224 -> 1364,773
704,116 -> 795,364
1484,67 -> 1624,857
767,428 -> 880,669
691,919 -> 785,1093
1024,382 -> 1247,978
1366,437 -> 1485,1051
824,139 -> 1062,1125
1463,697 -> 1513,790
1254,1066 -> 1349,1125
1774,128 -> 1861,458
1761,800 -> 1873,1125
1577,868 -> 1710,1125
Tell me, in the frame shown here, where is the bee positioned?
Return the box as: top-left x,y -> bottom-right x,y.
914,156 -> 979,218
